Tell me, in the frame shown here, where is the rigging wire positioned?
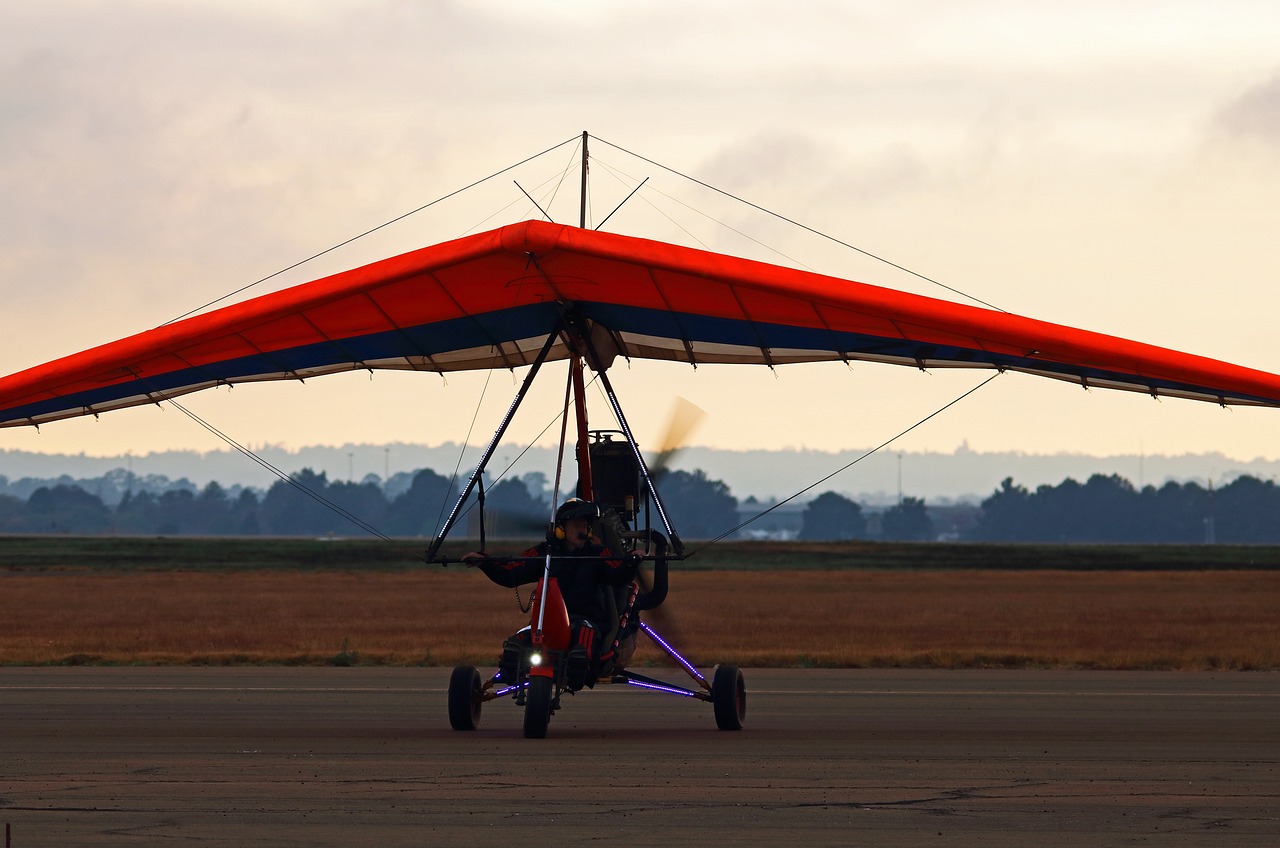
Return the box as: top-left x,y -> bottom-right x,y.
433,365 -> 496,540
592,134 -> 1006,313
162,133 -> 581,327
593,157 -> 812,269
446,369 -> 604,530
592,158 -> 711,250
549,362 -> 575,520
542,143 -> 584,221
687,371 -> 1004,552
458,155 -> 581,237
160,395 -> 400,544
508,146 -> 583,226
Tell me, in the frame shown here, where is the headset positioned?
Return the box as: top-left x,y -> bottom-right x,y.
553,498 -> 599,541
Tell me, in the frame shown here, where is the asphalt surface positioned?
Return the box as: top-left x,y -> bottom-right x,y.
3,667 -> 1278,846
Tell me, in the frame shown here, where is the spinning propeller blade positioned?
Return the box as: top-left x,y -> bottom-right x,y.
626,396 -> 705,648
649,397 -> 706,483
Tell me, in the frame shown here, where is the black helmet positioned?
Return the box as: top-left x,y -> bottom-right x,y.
555,498 -> 599,526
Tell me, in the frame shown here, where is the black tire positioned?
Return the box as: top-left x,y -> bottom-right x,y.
711,665 -> 746,731
448,665 -> 482,731
523,675 -> 554,739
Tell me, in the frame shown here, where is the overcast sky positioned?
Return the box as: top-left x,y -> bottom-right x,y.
4,0 -> 1280,473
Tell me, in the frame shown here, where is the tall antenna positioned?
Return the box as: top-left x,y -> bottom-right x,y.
579,130 -> 589,228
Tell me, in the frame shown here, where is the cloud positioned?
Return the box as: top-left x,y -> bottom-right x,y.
1214,71 -> 1280,146
6,0 -> 1280,463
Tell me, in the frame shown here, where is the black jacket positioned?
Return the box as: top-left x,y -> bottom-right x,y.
478,539 -> 637,629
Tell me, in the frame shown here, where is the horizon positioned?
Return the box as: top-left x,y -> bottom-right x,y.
5,437 -> 1270,463
5,440 -> 1273,506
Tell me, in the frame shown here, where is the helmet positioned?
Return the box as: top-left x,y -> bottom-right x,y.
555,498 -> 599,526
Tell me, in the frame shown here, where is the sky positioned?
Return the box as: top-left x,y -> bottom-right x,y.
4,0 -> 1280,480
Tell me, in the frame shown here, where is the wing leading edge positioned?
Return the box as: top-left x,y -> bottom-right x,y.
2,218 -> 1280,428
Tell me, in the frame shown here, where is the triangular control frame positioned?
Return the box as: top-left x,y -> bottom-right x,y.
425,304 -> 686,564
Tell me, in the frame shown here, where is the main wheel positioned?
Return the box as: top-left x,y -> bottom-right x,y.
711,665 -> 746,731
523,675 -> 554,739
447,665 -> 483,731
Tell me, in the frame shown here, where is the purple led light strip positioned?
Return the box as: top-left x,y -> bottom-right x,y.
639,621 -> 707,685
625,679 -> 699,697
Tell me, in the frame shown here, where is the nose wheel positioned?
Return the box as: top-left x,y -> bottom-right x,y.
523,675 -> 554,738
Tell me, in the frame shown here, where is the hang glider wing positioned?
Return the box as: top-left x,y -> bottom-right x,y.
3,218 -> 1280,428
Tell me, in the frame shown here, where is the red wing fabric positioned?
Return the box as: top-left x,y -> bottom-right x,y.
4,219 -> 1280,428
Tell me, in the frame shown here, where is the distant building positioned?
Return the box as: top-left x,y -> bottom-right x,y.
734,497 -> 981,542
734,498 -> 806,540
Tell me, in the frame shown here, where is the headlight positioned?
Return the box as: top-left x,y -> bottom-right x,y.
529,652 -> 543,667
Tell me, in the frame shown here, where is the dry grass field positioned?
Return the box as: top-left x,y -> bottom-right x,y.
4,568 -> 1277,669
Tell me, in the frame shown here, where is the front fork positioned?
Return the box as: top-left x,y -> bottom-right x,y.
482,647 -> 565,706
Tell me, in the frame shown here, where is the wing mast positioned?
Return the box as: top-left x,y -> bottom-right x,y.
573,131 -> 595,501
579,130 -> 589,230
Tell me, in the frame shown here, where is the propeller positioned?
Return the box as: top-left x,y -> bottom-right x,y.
648,396 -> 706,483
626,397 -> 706,653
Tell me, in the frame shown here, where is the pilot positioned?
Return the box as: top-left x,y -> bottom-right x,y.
464,498 -> 638,690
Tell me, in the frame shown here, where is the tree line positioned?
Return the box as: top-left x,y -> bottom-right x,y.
1,465 -> 1275,543
967,473 -> 1278,543
793,473 -> 1280,544
0,466 -> 751,540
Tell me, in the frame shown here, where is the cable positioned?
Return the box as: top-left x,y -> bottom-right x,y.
542,143 -> 584,221
161,395 -> 399,544
438,367 -> 605,534
689,371 -> 1003,551
593,156 -> 814,270
592,135 -> 1006,313
162,134 -> 581,326
433,366 -> 496,539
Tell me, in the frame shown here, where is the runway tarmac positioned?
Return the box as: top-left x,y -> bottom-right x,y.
3,667 -> 1277,846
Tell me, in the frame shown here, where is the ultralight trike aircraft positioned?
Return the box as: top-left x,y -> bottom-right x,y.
4,133 -> 1280,737
423,296 -> 750,737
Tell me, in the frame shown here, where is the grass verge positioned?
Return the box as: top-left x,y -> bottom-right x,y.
3,568 -> 1276,670
5,535 -> 1280,571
